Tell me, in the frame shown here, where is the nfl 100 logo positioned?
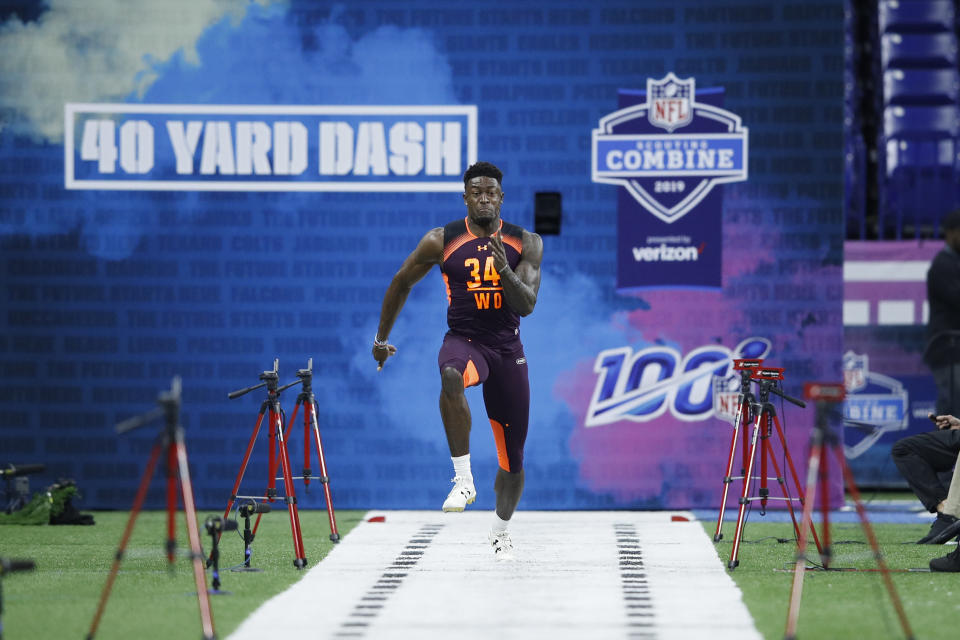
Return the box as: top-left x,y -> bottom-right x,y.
591,73 -> 748,224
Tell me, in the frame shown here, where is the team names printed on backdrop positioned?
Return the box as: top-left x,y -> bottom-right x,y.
586,337 -> 770,426
64,104 -> 477,191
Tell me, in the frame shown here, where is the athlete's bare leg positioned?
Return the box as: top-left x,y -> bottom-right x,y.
494,468 -> 525,520
439,366 -> 471,456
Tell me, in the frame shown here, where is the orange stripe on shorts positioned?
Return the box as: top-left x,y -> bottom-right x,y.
489,419 -> 510,472
462,359 -> 480,387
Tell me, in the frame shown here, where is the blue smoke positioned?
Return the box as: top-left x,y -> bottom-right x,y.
142,4 -> 454,105
1,2 -> 457,259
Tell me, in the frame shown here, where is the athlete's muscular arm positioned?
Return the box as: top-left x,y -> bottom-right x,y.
372,228 -> 443,369
490,229 -> 543,317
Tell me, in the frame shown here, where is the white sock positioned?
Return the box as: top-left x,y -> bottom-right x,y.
492,513 -> 509,534
452,454 -> 472,479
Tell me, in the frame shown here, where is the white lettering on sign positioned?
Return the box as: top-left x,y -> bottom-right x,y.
65,104 -> 478,191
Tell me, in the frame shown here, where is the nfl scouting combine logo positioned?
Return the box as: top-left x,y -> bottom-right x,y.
591,74 -> 748,290
842,351 -> 909,458
591,73 -> 748,223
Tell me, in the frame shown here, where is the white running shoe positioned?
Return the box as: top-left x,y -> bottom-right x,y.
488,529 -> 514,561
441,475 -> 476,512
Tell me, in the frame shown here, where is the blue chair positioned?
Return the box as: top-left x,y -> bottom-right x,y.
881,104 -> 960,237
880,0 -> 954,33
882,164 -> 957,237
885,136 -> 956,172
882,32 -> 958,68
884,105 -> 960,138
883,68 -> 960,105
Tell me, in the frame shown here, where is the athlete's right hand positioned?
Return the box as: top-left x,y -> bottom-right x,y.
372,343 -> 397,371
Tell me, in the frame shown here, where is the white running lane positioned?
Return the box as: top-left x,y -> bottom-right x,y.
228,511 -> 761,640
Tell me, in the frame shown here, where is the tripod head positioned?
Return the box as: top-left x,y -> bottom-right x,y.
227,359 -> 303,400
804,382 -> 845,445
749,367 -> 806,408
116,377 -> 182,436
295,358 -> 314,393
733,358 -> 763,395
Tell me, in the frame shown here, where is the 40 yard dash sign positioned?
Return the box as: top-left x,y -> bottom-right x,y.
64,103 -> 477,192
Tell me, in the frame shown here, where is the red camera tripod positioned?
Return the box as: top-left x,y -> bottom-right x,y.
784,383 -> 913,640
87,377 -> 215,640
218,360 -> 307,568
724,366 -> 822,569
713,358 -> 763,543
282,358 -> 339,543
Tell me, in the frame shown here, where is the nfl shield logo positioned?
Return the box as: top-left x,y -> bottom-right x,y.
712,373 -> 741,425
591,73 -> 748,226
648,73 -> 693,132
843,351 -> 868,393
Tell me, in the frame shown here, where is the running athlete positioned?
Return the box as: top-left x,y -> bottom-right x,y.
372,161 -> 543,560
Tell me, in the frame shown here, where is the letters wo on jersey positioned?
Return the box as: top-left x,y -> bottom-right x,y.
591,73 -> 748,223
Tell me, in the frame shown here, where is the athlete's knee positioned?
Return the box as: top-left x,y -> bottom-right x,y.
496,467 -> 524,485
440,366 -> 465,396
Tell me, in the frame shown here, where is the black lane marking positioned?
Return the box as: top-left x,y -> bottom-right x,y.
615,523 -> 658,640
332,524 -> 444,639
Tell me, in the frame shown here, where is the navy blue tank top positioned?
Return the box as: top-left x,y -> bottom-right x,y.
440,218 -> 524,345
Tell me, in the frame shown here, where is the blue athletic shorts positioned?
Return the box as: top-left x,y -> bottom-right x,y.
437,332 -> 529,472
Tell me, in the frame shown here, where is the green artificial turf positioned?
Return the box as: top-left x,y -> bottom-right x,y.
0,509 -> 365,639
2,508 -> 956,639
708,518 -> 956,640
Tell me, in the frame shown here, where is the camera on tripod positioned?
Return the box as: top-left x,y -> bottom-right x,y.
733,358 -> 764,371
750,366 -> 785,381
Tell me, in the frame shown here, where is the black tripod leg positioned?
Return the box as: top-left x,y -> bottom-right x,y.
166,443 -> 178,566
302,399 -> 312,493
87,439 -> 164,640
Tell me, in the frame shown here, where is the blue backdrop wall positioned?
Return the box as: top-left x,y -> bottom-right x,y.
0,0 -> 845,511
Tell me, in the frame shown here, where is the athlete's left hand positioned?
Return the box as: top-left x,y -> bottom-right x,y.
490,231 -> 508,273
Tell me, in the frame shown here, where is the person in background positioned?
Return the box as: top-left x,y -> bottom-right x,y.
891,412 -> 960,546
924,209 -> 960,416
927,414 -> 960,572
